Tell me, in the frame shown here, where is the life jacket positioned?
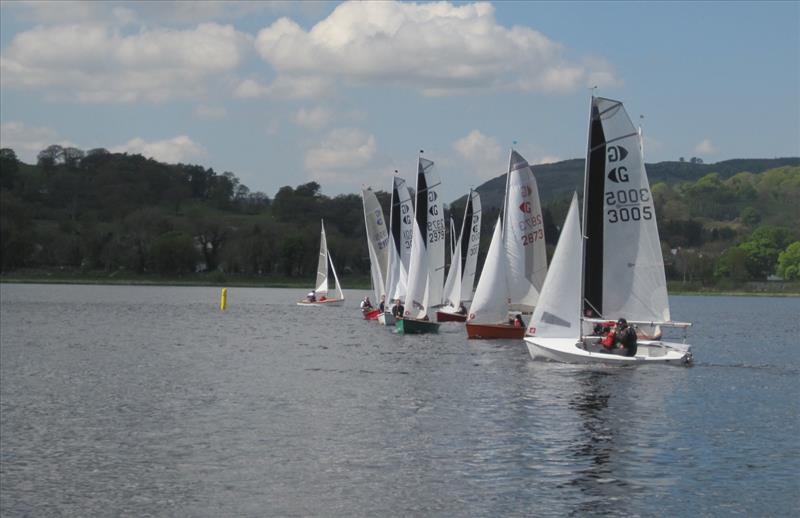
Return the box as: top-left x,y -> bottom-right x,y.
601,329 -> 616,348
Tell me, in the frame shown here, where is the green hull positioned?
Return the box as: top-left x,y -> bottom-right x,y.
395,317 -> 440,334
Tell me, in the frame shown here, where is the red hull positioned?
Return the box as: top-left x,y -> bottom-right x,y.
466,323 -> 525,339
436,311 -> 467,323
363,308 -> 381,320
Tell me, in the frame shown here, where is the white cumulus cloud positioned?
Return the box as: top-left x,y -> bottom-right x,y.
111,135 -> 206,163
694,138 -> 718,155
254,0 -> 620,98
0,22 -> 251,102
305,128 -> 376,172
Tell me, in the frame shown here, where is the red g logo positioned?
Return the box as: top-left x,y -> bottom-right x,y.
519,201 -> 531,213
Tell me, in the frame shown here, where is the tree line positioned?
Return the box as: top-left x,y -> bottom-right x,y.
1,146 -> 798,287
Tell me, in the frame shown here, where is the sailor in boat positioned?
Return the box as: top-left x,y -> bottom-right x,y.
392,299 -> 404,318
307,291 -> 316,303
513,314 -> 525,328
379,295 -> 386,313
456,303 -> 467,316
603,318 -> 637,357
361,296 -> 374,311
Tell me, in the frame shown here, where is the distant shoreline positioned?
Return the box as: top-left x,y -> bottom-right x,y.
1,273 -> 798,297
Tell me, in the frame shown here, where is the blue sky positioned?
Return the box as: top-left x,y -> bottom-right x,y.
1,1 -> 798,204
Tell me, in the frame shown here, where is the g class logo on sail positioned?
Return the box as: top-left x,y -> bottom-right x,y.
608,166 -> 629,183
519,201 -> 532,214
607,145 -> 628,162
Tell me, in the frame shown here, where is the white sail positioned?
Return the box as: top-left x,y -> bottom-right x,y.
361,187 -> 390,303
467,218 -> 508,323
441,237 -> 462,310
460,190 -> 482,303
388,176 -> 413,302
585,97 -> 670,322
314,221 -> 330,297
404,217 -> 430,319
418,157 -> 445,308
328,248 -> 345,300
403,156 -> 444,319
441,190 -> 481,311
526,193 -> 582,339
503,150 -> 548,312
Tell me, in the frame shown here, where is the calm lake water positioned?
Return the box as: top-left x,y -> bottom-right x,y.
1,284 -> 798,517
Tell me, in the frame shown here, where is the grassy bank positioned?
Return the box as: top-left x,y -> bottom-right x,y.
2,270 -> 797,296
0,269 -> 374,290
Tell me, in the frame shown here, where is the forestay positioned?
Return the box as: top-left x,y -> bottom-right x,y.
583,97 -> 670,322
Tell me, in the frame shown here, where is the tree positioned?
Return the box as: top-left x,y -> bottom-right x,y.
62,147 -> 85,169
0,191 -> 35,271
0,148 -> 19,190
152,231 -> 197,274
737,225 -> 794,279
37,144 -> 65,169
776,241 -> 800,280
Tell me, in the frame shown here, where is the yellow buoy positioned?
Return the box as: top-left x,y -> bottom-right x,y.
220,288 -> 228,311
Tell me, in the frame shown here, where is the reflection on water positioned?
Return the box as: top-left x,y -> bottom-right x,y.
1,285 -> 798,516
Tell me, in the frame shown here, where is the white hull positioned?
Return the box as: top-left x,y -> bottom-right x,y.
296,298 -> 345,307
377,312 -> 396,325
524,337 -> 692,365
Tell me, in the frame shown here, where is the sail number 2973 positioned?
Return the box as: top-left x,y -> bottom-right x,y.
606,188 -> 653,223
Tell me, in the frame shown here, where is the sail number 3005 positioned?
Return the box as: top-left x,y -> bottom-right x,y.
606,188 -> 653,223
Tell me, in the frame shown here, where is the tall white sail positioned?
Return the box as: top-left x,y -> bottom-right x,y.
404,156 -> 444,319
526,193 -> 582,339
467,218 -> 508,323
583,97 -> 670,322
441,237 -> 462,310
418,157 -> 445,308
314,221 -> 330,297
387,176 -> 413,302
460,190 -> 482,303
503,150 -> 548,312
441,190 -> 481,311
361,187 -> 390,303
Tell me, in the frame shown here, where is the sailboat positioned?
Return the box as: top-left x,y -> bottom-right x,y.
379,174 -> 414,326
296,220 -> 345,306
524,96 -> 692,364
437,190 -> 482,322
395,155 -> 444,334
361,187 -> 389,319
466,150 -> 548,338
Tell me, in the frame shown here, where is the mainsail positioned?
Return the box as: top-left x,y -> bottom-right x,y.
503,150 -> 548,312
442,190 -> 482,311
582,96 -> 670,322
314,220 -> 344,300
386,175 -> 413,302
404,157 -> 444,319
361,187 -> 390,303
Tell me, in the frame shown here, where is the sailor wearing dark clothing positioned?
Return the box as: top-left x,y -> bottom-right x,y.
379,295 -> 386,312
614,318 -> 638,357
392,299 -> 404,318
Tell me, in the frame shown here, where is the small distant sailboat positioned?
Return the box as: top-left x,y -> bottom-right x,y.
396,155 -> 444,334
466,150 -> 547,338
437,190 -> 481,322
297,220 -> 345,307
524,96 -> 692,364
361,187 -> 390,320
